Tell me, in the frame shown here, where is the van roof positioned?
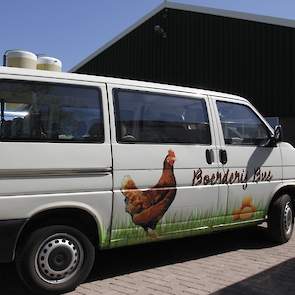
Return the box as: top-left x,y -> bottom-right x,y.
0,66 -> 247,102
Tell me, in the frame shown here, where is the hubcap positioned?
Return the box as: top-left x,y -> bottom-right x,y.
35,234 -> 84,284
284,202 -> 293,236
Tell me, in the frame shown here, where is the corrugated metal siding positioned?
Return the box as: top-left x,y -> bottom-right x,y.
76,8 -> 295,117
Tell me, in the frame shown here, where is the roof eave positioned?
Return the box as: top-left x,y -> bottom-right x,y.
70,0 -> 295,73
167,1 -> 295,28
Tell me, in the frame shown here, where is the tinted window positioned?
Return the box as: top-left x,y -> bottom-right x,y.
0,80 -> 104,142
114,89 -> 211,144
217,101 -> 270,146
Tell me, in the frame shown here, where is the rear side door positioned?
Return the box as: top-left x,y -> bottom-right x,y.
108,84 -> 227,247
211,96 -> 282,223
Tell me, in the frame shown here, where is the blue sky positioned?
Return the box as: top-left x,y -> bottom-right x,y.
1,0 -> 295,71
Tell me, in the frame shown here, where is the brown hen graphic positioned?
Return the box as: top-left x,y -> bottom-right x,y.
121,150 -> 177,237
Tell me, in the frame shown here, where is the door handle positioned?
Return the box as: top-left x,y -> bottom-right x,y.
219,149 -> 227,165
206,149 -> 214,164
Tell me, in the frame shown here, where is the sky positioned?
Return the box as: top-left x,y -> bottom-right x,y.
1,0 -> 295,71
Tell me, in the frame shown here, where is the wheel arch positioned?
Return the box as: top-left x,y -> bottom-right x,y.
267,184 -> 295,217
15,203 -> 107,259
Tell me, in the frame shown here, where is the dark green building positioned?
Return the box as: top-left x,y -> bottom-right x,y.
71,1 -> 295,145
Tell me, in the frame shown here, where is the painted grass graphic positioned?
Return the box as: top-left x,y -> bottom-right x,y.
99,223 -> 109,248
110,198 -> 267,247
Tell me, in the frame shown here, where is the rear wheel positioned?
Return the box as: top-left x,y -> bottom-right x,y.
16,225 -> 95,294
268,194 -> 294,243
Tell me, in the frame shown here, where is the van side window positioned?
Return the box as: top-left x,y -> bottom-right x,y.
114,89 -> 211,144
0,80 -> 104,143
216,101 -> 270,146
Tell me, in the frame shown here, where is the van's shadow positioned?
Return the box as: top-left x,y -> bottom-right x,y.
0,225 -> 282,294
89,225 -> 274,281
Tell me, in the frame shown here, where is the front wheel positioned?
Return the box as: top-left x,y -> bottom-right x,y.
16,225 -> 95,294
268,194 -> 294,244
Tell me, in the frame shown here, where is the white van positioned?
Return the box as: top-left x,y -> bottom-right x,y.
0,66 -> 293,294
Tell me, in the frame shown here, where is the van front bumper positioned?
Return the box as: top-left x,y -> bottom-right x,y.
0,219 -> 27,263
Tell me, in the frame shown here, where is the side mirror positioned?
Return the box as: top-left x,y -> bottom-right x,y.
263,125 -> 282,147
274,125 -> 283,142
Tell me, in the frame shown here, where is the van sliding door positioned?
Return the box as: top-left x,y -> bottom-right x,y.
108,84 -> 226,247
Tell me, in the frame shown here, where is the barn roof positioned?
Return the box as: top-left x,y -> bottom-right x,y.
70,0 -> 295,72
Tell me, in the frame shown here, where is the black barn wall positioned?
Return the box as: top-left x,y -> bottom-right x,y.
76,8 -> 295,118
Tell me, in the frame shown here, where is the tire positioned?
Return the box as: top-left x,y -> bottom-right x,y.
16,225 -> 95,295
268,194 -> 294,244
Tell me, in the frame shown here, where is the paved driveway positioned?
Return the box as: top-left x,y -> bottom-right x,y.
1,225 -> 294,295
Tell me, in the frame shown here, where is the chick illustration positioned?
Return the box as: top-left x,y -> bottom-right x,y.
232,196 -> 257,221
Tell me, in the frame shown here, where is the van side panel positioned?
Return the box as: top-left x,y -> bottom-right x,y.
281,142 -> 295,183
0,78 -> 113,261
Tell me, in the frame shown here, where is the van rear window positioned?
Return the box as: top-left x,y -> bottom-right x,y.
0,80 -> 104,143
114,89 -> 211,145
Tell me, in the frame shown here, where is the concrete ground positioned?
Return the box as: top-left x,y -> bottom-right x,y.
1,225 -> 294,295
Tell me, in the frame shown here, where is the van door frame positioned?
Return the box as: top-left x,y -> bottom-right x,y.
209,94 -> 282,225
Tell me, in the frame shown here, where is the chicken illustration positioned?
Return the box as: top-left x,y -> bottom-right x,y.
121,150 -> 177,237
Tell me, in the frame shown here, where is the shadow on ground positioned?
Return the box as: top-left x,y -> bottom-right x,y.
211,258 -> 295,295
0,225 -> 288,294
